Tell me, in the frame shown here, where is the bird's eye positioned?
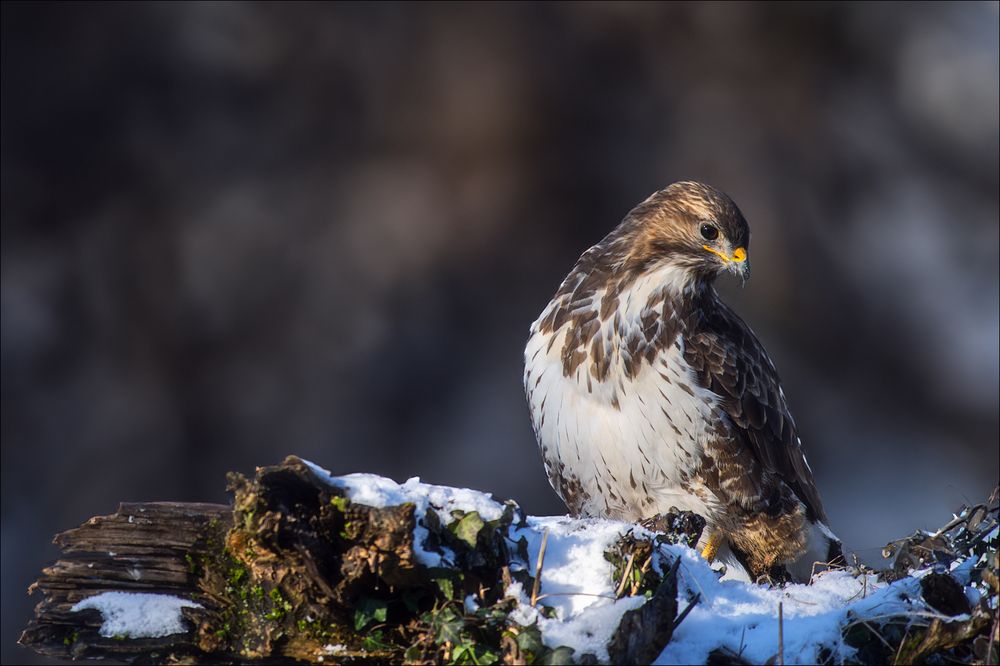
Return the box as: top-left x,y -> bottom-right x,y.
700,223 -> 719,241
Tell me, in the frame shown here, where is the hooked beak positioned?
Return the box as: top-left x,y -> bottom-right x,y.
702,245 -> 750,284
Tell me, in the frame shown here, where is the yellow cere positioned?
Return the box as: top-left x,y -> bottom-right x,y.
702,245 -> 748,264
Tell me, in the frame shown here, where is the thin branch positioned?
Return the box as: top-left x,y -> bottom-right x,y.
530,528 -> 549,607
859,620 -> 896,652
615,552 -> 636,599
778,601 -> 784,666
631,556 -> 652,597
892,628 -> 910,666
673,593 -> 701,631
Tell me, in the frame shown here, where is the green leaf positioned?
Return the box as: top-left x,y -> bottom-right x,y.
433,575 -> 455,600
354,596 -> 388,631
432,606 -> 464,645
541,646 -> 576,664
514,624 -> 545,655
451,511 -> 485,549
362,629 -> 393,652
476,648 -> 500,665
451,643 -> 473,665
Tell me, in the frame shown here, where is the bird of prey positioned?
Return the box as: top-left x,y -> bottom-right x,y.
523,181 -> 842,583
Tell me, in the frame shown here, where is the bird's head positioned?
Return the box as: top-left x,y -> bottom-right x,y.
621,181 -> 751,285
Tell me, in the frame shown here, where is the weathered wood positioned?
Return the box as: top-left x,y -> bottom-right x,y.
18,458 -> 519,663
22,501 -> 231,662
20,457 -> 428,663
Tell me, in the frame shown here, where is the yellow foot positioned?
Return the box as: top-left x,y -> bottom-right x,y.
701,530 -> 724,562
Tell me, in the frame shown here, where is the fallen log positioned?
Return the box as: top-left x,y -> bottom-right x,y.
20,456 -> 695,664
19,456 -> 997,665
21,501 -> 229,663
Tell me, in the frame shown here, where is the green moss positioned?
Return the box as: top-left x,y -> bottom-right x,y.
228,564 -> 247,586
299,619 -> 350,645
264,588 -> 293,621
340,520 -> 361,540
203,467 -> 579,663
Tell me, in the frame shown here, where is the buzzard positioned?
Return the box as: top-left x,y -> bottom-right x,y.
523,181 -> 842,583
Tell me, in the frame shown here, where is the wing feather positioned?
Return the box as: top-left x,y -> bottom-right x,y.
684,297 -> 828,522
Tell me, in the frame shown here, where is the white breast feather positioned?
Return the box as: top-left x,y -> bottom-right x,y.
524,265 -> 725,523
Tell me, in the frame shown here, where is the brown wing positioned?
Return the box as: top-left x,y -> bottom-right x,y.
683,296 -> 828,523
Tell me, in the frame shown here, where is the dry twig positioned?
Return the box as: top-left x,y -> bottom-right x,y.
615,552 -> 636,599
530,528 -> 549,607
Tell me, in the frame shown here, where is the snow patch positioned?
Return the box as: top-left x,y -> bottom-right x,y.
303,459 -> 507,567
657,545 -> 883,664
505,516 -> 655,661
299,462 -> 992,664
322,643 -> 347,653
71,592 -> 201,638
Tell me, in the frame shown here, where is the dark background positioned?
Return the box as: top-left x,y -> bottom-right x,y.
2,3 -> 997,663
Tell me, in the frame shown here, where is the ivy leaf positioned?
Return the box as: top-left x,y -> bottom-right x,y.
451,511 -> 485,549
451,643 -> 473,664
514,624 -> 545,655
354,596 -> 388,631
432,575 -> 455,600
432,606 -> 464,645
476,648 -> 500,665
541,646 -> 576,664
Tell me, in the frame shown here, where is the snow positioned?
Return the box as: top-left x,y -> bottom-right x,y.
657,545 -> 885,664
303,459 -> 507,567
507,580 -> 647,662
303,462 -> 506,522
506,516 -> 655,661
71,591 -> 202,638
299,461 -> 989,664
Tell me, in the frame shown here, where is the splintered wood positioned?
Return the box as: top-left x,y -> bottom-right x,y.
20,457 -> 419,663
21,502 -> 230,662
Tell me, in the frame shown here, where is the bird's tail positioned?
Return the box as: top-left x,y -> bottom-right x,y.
787,520 -> 844,583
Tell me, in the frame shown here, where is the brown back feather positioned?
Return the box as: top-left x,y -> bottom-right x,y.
683,293 -> 828,523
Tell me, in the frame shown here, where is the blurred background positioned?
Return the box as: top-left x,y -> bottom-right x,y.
2,2 -> 997,662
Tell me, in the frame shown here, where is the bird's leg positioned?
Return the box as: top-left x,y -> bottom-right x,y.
701,530 -> 724,562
